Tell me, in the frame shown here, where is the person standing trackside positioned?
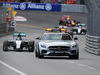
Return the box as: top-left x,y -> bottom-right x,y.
52,0 -> 55,3
58,0 -> 61,4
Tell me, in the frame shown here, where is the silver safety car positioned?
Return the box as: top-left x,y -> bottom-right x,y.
35,32 -> 79,59
3,32 -> 34,52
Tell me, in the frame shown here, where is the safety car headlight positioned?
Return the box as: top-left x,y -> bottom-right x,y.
71,42 -> 77,48
41,44 -> 46,48
72,44 -> 77,48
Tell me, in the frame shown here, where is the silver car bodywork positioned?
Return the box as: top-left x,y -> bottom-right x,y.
35,33 -> 79,59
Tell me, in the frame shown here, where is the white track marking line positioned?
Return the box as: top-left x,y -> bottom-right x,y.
67,61 -> 76,64
67,61 -> 98,71
87,66 -> 98,70
0,60 -> 26,75
77,63 -> 87,67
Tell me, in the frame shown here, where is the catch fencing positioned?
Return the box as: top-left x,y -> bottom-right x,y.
0,7 -> 7,33
61,4 -> 88,13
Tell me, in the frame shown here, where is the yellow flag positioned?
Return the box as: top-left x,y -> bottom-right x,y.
12,11 -> 17,17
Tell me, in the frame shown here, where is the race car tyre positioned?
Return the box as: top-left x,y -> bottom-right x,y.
3,41 -> 8,52
72,29 -> 78,34
29,41 -> 34,52
59,20 -> 63,24
81,30 -> 86,35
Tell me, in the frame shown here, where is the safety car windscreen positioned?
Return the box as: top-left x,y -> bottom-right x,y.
41,34 -> 72,40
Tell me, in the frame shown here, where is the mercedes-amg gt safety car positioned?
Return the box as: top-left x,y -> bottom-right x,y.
58,15 -> 80,26
35,32 -> 79,59
3,32 -> 34,52
71,24 -> 87,35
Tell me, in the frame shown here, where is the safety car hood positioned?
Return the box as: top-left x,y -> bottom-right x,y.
39,40 -> 76,46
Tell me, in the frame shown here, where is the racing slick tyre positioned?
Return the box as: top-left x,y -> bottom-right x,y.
81,30 -> 86,35
59,20 -> 64,25
28,41 -> 34,52
3,41 -> 8,52
72,29 -> 78,34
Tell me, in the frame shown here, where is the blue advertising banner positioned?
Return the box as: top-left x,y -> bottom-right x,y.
0,2 -> 3,7
2,2 -> 61,11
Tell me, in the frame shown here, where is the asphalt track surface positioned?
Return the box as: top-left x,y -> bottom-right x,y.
0,10 -> 100,75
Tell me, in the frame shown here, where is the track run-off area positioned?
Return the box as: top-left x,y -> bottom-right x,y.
0,10 -> 100,75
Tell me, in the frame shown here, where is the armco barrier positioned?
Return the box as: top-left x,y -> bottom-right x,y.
85,34 -> 100,55
61,4 -> 88,13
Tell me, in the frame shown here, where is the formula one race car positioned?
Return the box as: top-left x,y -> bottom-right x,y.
46,26 -> 73,38
71,24 -> 87,35
59,15 -> 80,26
3,32 -> 34,52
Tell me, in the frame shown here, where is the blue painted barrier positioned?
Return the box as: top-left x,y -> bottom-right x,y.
2,2 -> 61,11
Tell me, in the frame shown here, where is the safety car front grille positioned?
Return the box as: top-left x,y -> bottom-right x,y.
49,46 -> 70,51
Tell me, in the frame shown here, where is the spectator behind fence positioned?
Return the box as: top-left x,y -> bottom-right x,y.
58,0 -> 61,4
52,0 -> 55,3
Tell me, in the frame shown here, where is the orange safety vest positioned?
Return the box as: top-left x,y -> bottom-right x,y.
66,0 -> 71,4
7,0 -> 11,2
15,0 -> 18,2
72,0 -> 75,4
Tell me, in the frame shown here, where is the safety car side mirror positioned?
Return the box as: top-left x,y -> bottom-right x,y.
36,37 -> 40,40
74,37 -> 78,40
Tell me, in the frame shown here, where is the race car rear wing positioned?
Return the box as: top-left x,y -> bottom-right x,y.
78,24 -> 85,26
13,33 -> 26,37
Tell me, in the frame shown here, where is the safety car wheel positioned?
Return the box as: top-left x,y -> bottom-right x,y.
35,50 -> 38,57
3,41 -> 8,52
69,53 -> 79,59
37,48 -> 44,58
29,41 -> 34,52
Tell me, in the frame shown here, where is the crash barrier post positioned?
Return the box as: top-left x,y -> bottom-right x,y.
85,34 -> 100,55
85,0 -> 100,55
0,7 -> 7,33
61,4 -> 88,13
6,7 -> 16,32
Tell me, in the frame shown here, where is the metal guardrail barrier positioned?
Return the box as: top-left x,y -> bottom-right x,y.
61,4 -> 88,13
85,34 -> 100,55
85,0 -> 100,55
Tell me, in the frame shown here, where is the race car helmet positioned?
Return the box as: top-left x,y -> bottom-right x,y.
67,15 -> 71,19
